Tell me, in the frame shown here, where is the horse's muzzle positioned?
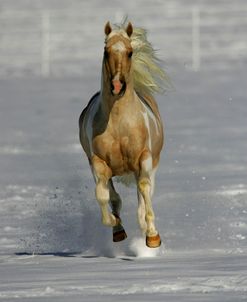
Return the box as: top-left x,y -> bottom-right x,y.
111,79 -> 126,96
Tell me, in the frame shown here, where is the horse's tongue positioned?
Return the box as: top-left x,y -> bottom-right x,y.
112,80 -> 122,94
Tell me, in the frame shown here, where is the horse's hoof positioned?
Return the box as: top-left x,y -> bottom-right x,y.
113,229 -> 127,242
146,233 -> 161,248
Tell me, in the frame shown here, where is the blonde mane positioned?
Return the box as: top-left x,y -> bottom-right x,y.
112,21 -> 171,97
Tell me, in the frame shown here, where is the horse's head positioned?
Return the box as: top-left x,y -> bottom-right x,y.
104,21 -> 133,96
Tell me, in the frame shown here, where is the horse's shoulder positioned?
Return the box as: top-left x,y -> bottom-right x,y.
137,92 -> 160,119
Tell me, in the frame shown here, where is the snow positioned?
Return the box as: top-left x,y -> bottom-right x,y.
1,253 -> 247,301
0,0 -> 247,301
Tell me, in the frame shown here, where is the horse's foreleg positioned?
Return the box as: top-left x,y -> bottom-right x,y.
109,180 -> 127,242
137,191 -> 147,234
91,156 -> 118,227
137,151 -> 161,248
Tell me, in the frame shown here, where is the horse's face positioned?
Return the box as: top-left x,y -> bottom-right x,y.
104,22 -> 133,96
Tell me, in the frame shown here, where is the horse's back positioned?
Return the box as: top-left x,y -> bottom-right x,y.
79,91 -> 100,128
79,91 -> 100,158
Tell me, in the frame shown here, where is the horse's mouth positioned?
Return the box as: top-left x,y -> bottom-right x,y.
111,81 -> 126,97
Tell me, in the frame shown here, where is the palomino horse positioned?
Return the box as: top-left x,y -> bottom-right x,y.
79,21 -> 169,248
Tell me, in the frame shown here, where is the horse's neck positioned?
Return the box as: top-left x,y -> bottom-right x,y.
100,69 -> 135,116
101,89 -> 135,119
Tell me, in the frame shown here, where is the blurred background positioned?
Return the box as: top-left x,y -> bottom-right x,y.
0,0 -> 246,77
0,0 -> 246,256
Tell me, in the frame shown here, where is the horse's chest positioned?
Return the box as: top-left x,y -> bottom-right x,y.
93,116 -> 145,174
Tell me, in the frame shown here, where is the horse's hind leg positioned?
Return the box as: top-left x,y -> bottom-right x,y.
109,179 -> 127,242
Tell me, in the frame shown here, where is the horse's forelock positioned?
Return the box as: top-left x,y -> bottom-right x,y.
105,30 -> 130,45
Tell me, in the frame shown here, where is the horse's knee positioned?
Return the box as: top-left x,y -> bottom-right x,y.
95,181 -> 109,205
138,178 -> 151,196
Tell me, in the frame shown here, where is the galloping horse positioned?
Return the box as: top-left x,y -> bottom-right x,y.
79,21 -> 169,248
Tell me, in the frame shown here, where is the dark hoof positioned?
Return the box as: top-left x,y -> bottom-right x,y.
113,229 -> 127,242
146,233 -> 161,248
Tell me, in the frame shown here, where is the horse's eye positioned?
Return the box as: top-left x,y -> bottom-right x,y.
128,51 -> 133,58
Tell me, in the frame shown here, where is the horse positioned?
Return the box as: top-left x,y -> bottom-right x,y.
79,21 -> 169,248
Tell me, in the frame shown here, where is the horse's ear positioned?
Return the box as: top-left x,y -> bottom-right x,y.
105,21 -> 112,36
126,22 -> 133,37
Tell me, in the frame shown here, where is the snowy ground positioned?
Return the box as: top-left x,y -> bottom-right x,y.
1,67 -> 246,301
1,0 -> 247,301
1,252 -> 247,301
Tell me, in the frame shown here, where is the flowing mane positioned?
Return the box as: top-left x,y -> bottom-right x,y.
110,21 -> 171,97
